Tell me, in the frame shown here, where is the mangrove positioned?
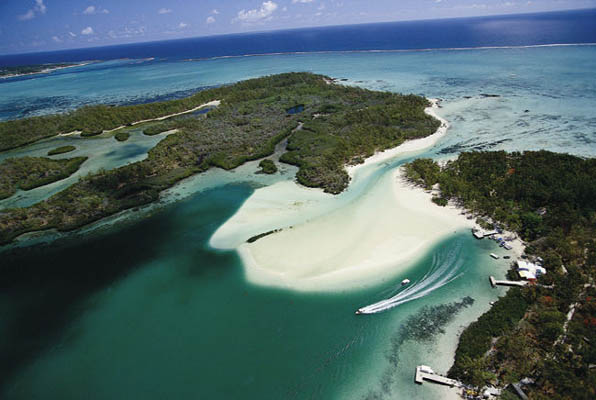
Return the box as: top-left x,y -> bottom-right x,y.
0,72 -> 438,244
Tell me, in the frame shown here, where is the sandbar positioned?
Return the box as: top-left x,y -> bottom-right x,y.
210,99 -> 476,291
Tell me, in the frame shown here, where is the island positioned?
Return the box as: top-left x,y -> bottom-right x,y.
404,150 -> 596,399
0,63 -> 84,79
47,145 -> 76,156
1,69 -> 594,399
0,72 -> 438,244
143,125 -> 171,136
114,131 -> 130,142
257,159 -> 277,174
0,156 -> 88,200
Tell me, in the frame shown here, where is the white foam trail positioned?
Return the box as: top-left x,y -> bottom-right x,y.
356,242 -> 464,314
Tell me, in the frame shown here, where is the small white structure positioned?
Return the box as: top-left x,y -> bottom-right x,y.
473,229 -> 498,239
483,387 -> 502,398
490,253 -> 499,259
517,260 -> 546,280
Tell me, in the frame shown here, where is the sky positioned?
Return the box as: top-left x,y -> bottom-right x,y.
0,0 -> 595,55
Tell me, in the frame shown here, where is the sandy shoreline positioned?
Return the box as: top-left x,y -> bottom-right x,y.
345,98 -> 449,178
214,166 -> 474,292
58,100 -> 220,137
131,100 -> 221,125
210,98 -> 479,291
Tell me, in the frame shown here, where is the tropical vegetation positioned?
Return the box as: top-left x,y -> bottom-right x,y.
47,145 -> 76,156
0,63 -> 78,78
257,159 -> 277,174
0,156 -> 87,200
114,131 -> 130,142
0,72 -> 438,244
405,151 -> 596,399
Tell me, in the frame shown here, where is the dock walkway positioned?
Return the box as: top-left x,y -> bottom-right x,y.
489,276 -> 528,288
415,366 -> 461,387
473,230 -> 498,239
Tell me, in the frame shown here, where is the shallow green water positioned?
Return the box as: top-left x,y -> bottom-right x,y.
1,180 -> 508,399
0,128 -> 173,209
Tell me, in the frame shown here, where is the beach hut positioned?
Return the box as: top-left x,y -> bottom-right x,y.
516,260 -> 546,280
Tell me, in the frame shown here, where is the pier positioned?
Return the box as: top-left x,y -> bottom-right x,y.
473,230 -> 498,239
415,366 -> 461,387
489,276 -> 528,288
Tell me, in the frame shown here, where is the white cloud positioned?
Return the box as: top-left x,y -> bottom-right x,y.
292,0 -> 313,3
81,26 -> 94,35
68,31 -> 77,37
235,1 -> 278,23
18,10 -> 35,21
18,0 -> 46,21
52,35 -> 62,42
178,22 -> 188,28
206,16 -> 216,24
83,5 -> 109,15
106,26 -> 146,39
35,0 -> 46,14
212,9 -> 220,15
158,8 -> 172,14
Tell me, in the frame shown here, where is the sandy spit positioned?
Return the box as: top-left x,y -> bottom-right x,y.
210,99 -> 477,291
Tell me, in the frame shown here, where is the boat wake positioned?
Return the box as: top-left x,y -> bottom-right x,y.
356,241 -> 465,315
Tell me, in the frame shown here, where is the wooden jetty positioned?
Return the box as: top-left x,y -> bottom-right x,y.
415,366 -> 460,387
473,229 -> 498,239
489,276 -> 528,288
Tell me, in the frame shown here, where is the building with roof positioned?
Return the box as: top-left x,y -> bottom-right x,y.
517,260 -> 546,280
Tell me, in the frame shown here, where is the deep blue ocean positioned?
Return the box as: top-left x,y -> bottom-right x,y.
1,8 -> 595,66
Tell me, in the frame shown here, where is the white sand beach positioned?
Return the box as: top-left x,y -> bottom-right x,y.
131,100 -> 221,125
345,98 -> 449,178
58,100 -> 220,137
227,168 -> 473,291
59,130 -> 82,137
210,99 -> 476,291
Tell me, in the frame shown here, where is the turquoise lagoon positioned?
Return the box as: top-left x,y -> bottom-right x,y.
1,46 -> 595,399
